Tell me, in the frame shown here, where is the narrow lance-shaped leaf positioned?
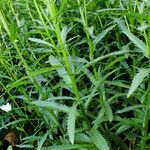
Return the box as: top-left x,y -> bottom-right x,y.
116,105 -> 144,114
115,18 -> 148,58
28,38 -> 54,48
37,130 -> 50,150
91,129 -> 110,150
48,55 -> 72,87
10,22 -> 17,41
61,26 -> 68,44
127,68 -> 149,98
0,11 -> 10,36
122,31 -> 148,58
116,124 -> 131,135
67,104 -> 77,144
104,101 -> 113,122
31,100 -> 70,113
41,144 -> 93,150
93,25 -> 116,46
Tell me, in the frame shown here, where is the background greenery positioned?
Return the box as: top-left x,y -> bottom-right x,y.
0,0 -> 150,149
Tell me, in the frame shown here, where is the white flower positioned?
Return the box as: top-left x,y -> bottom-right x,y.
0,103 -> 12,112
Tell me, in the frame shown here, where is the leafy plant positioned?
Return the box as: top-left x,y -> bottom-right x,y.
1,0 -> 150,149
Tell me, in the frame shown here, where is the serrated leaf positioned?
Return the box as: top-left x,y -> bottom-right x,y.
114,18 -> 127,31
122,31 -> 148,58
104,101 -> 113,122
48,56 -> 72,87
93,25 -> 115,46
78,50 -> 129,73
75,133 -> 91,143
115,18 -> 148,58
93,108 -> 105,128
88,26 -> 96,38
61,26 -> 68,44
91,129 -> 110,150
105,80 -> 129,88
28,38 -> 54,48
116,105 -> 144,113
41,144 -> 93,150
108,131 -> 128,150
115,125 -> 131,135
47,96 -> 75,101
30,67 -> 62,77
127,68 -> 149,98
0,11 -> 10,36
67,104 -> 77,144
32,100 -> 70,113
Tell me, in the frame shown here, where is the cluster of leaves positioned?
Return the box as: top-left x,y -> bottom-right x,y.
0,0 -> 150,149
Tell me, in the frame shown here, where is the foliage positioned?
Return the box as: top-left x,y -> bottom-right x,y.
0,0 -> 150,149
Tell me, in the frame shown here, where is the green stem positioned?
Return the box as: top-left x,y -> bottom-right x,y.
48,0 -> 91,128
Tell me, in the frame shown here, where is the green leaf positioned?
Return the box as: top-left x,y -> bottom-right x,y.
115,124 -> 131,135
93,25 -> 116,46
108,131 -> 128,150
41,144 -> 93,150
28,38 -> 54,48
6,80 -> 31,92
91,129 -> 110,150
78,50 -> 129,74
0,11 -> 10,36
115,18 -> 148,58
127,68 -> 149,98
30,67 -> 61,77
67,104 -> 77,144
116,105 -> 144,113
102,56 -> 125,73
0,119 -> 28,130
47,96 -> 75,101
105,81 -> 130,89
93,108 -> 105,129
75,133 -> 91,143
61,26 -> 68,44
84,85 -> 99,109
37,130 -> 50,150
16,144 -> 34,148
104,101 -> 113,122
48,56 -> 72,87
32,101 -> 70,113
10,22 -> 17,41
122,30 -> 148,58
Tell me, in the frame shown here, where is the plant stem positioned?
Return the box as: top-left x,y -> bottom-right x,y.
47,0 -> 91,128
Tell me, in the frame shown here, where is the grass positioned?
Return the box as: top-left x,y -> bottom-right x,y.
0,0 -> 150,149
